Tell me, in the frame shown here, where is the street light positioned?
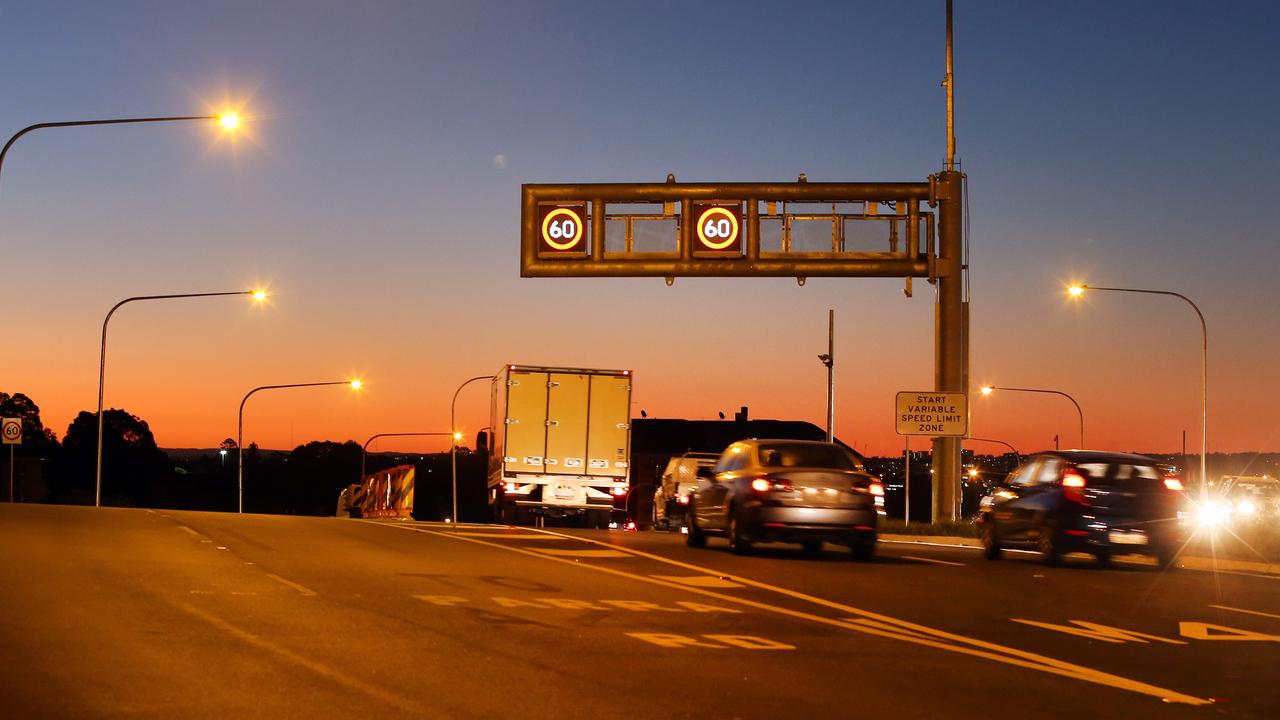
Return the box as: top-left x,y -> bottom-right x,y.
818,308 -> 834,442
360,432 -> 452,484
451,375 -> 494,529
95,289 -> 266,507
1068,283 -> 1208,496
964,437 -> 1021,460
237,379 -> 362,514
1,113 -> 243,195
979,385 -> 1085,448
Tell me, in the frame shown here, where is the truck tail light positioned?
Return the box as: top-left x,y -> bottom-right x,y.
677,494 -> 690,505
503,482 -> 517,493
611,485 -> 628,497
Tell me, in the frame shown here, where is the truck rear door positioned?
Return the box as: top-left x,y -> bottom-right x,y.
504,370 -> 549,474
545,372 -> 590,474
587,374 -> 631,479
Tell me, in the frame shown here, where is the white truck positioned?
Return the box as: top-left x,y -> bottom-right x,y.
488,365 -> 632,527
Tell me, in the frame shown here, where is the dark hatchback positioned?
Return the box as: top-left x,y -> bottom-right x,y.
976,450 -> 1189,568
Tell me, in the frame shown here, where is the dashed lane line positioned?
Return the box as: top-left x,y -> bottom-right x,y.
651,574 -> 745,588
452,532 -> 570,540
532,548 -> 632,558
1208,604 -> 1280,621
375,521 -> 1209,706
265,573 -> 318,597
900,555 -> 966,567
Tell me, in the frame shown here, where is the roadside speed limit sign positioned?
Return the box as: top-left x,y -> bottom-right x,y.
1,418 -> 21,445
692,203 -> 742,256
537,203 -> 588,256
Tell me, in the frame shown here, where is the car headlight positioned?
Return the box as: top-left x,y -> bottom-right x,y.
1237,500 -> 1258,516
1197,500 -> 1230,527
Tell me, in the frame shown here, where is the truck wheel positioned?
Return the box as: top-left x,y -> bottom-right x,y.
851,538 -> 876,561
980,521 -> 1002,560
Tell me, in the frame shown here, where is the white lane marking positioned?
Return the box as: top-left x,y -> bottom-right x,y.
533,548 -> 631,558
178,526 -> 203,538
265,573 -> 317,597
1209,604 -> 1280,621
650,574 -> 745,588
452,532 -> 569,540
901,555 -> 966,567
379,522 -> 1211,706
174,602 -> 423,714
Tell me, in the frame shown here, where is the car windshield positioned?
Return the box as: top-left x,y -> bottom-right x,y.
757,444 -> 859,470
1074,462 -> 1162,488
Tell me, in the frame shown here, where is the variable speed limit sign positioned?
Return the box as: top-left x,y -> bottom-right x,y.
895,392 -> 967,437
2,418 -> 21,445
692,203 -> 742,257
537,203 -> 588,257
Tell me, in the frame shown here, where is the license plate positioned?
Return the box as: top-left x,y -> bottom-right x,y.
1109,530 -> 1147,545
554,487 -> 576,499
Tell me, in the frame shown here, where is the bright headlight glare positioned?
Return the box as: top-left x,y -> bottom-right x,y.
1197,501 -> 1230,527
1237,500 -> 1257,516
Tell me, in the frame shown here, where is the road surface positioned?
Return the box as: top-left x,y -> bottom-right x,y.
1,504 -> 1276,718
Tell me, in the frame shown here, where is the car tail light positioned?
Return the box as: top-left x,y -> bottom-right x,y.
1163,476 -> 1184,492
869,481 -> 885,496
1062,469 -> 1088,505
503,482 -> 517,493
677,494 -> 690,505
751,477 -> 791,493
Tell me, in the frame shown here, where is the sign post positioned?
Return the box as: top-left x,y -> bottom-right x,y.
895,392 -> 967,521
2,417 -> 21,502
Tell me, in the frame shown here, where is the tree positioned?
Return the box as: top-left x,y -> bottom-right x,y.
219,438 -> 237,450
54,409 -> 171,506
0,392 -> 59,454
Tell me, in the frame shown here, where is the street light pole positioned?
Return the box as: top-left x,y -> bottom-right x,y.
980,385 -> 1085,449
1070,284 -> 1208,496
238,380 -> 360,514
964,437 -> 1021,460
1,114 -> 239,196
360,432 -> 452,483
818,309 -> 834,442
96,290 -> 263,507
451,375 -> 494,528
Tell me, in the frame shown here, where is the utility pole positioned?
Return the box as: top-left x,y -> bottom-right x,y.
930,0 -> 968,523
819,309 -> 834,442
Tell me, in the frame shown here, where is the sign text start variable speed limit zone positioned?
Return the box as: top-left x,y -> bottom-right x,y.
896,392 -> 967,437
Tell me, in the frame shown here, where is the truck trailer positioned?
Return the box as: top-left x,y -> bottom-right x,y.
488,365 -> 632,527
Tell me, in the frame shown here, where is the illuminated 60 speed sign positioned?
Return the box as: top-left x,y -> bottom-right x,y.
537,203 -> 587,256
692,203 -> 742,256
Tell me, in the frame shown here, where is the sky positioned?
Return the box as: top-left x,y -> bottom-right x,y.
2,1 -> 1278,458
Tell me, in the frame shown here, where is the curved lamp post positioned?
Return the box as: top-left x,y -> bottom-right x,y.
964,437 -> 1021,459
979,385 -> 1084,449
451,375 -> 494,528
237,379 -> 361,514
95,289 -> 265,507
1069,284 -> 1207,497
2,114 -> 240,195
360,432 -> 452,483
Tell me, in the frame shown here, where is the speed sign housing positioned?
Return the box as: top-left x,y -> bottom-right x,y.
692,203 -> 742,257
537,203 -> 588,257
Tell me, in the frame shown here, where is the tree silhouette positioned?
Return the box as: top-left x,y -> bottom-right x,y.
54,409 -> 171,506
0,392 -> 59,454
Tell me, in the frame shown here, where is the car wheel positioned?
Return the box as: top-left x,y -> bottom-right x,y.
980,521 -> 1002,560
727,511 -> 752,555
1155,547 -> 1178,571
851,538 -> 876,561
802,541 -> 823,557
686,511 -> 707,548
1037,521 -> 1061,566
1094,550 -> 1112,567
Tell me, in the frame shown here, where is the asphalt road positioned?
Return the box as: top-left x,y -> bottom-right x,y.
1,504 -> 1276,719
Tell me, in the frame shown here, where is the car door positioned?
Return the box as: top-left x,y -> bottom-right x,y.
1008,456 -> 1063,539
697,444 -> 745,530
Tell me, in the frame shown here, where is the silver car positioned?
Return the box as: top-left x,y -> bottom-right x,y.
687,439 -> 883,558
